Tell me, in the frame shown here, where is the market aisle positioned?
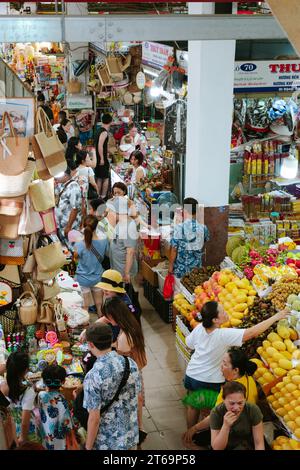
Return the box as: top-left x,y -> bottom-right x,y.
138,288 -> 187,450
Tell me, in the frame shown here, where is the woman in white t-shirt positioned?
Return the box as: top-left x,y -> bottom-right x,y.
130,150 -> 147,185
184,301 -> 288,428
76,150 -> 99,199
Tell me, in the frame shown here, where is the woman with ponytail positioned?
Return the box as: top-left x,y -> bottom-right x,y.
182,347 -> 259,449
75,215 -> 108,316
0,352 -> 41,445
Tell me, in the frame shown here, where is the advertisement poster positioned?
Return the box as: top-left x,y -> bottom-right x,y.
234,60 -> 300,93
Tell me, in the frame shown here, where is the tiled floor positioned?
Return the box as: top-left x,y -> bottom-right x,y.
139,288 -> 187,450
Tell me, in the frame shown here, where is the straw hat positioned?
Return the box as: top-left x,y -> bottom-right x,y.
96,269 -> 126,293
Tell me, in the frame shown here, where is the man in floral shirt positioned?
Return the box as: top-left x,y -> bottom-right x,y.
55,167 -> 82,250
169,197 -> 209,279
83,323 -> 141,450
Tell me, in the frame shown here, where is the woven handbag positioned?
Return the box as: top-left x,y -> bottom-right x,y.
0,158 -> 35,198
0,305 -> 17,335
34,236 -> 66,273
0,196 -> 24,217
18,291 -> 38,325
34,107 -> 66,178
29,178 -> 55,212
0,111 -> 30,176
0,215 -> 20,240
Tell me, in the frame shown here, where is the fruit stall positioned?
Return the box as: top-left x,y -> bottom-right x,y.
168,231 -> 300,450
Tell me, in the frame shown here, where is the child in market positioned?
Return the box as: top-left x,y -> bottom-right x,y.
38,365 -> 75,450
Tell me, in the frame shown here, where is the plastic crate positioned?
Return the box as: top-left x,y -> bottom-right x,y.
153,288 -> 173,324
143,280 -> 155,307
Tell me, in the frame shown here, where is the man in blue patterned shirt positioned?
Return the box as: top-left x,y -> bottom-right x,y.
83,323 -> 141,450
169,197 -> 209,279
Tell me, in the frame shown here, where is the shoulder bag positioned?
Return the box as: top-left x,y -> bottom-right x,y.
101,356 -> 130,414
73,355 -> 130,430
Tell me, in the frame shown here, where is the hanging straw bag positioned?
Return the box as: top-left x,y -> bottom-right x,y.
29,178 -> 55,212
22,234 -> 37,274
0,111 -> 30,176
67,78 -> 82,94
0,215 -> 21,240
33,107 -> 66,178
34,236 -> 66,273
0,158 -> 35,198
18,194 -> 43,236
37,300 -> 56,324
18,291 -> 38,325
0,197 -> 24,217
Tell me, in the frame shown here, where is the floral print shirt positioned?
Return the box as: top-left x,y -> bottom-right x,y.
55,179 -> 82,249
170,219 -> 210,278
38,391 -> 74,450
83,351 -> 141,450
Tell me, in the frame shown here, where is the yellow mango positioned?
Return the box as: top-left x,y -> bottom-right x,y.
295,417 -> 300,427
272,400 -> 280,409
270,362 -> 278,370
273,352 -> 285,362
257,377 -> 266,385
286,383 -> 297,392
279,359 -> 293,370
231,311 -> 244,320
243,307 -> 249,316
277,325 -> 290,340
291,375 -> 300,385
283,376 -> 291,384
230,318 -> 242,327
276,407 -> 286,417
289,439 -> 300,450
288,370 -> 300,377
263,340 -> 271,349
295,405 -> 300,415
263,372 -> 275,382
275,436 -> 289,446
286,421 -> 297,432
266,347 -> 278,357
235,294 -> 247,304
281,351 -> 292,360
225,282 -> 236,293
257,346 -> 264,355
248,289 -> 257,296
267,332 -> 282,343
233,303 -> 248,312
250,358 -> 264,367
274,367 -> 288,377
247,296 -> 256,306
284,339 -> 296,353
256,367 -> 267,376
273,341 -> 286,352
289,328 -> 298,341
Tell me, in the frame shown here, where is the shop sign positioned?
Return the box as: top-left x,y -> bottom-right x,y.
234,60 -> 300,93
66,94 -> 93,110
142,42 -> 174,69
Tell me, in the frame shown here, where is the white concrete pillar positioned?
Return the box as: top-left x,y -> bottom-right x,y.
186,2 -> 235,207
185,3 -> 236,263
66,4 -> 89,91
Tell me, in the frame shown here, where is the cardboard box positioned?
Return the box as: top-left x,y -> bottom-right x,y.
141,258 -> 165,287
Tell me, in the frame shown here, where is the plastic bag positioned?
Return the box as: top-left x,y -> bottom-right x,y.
182,388 -> 219,410
163,273 -> 175,300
